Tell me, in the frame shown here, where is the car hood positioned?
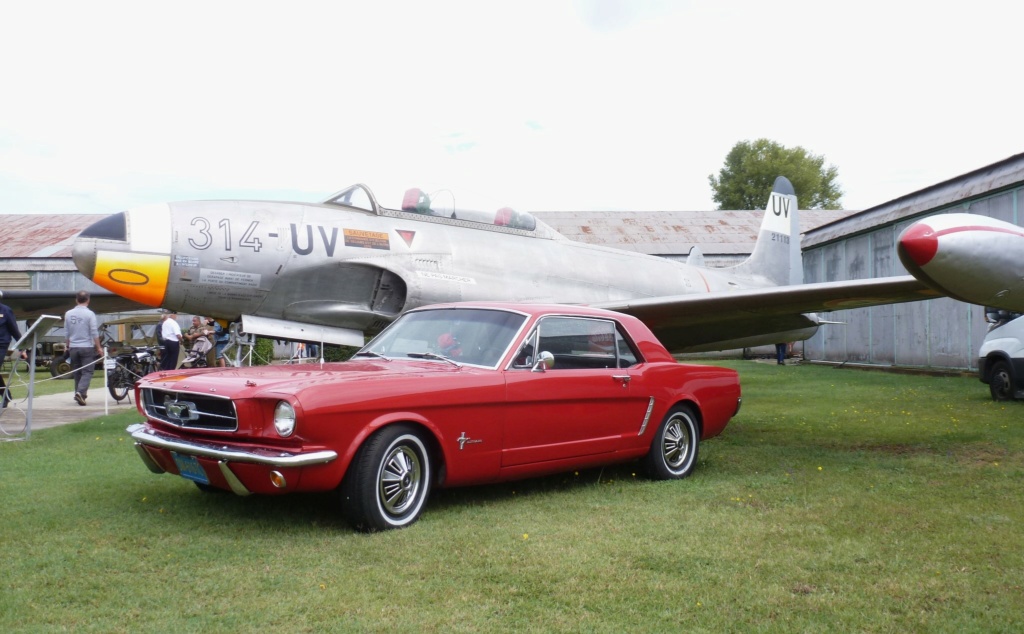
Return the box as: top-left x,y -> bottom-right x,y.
137,359 -> 474,399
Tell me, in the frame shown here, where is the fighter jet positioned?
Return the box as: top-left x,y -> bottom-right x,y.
898,213 -> 1024,312
66,177 -> 941,352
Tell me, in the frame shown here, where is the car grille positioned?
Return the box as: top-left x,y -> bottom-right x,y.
141,388 -> 238,431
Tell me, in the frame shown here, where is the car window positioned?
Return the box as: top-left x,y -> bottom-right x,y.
512,316 -> 639,370
615,327 -> 639,367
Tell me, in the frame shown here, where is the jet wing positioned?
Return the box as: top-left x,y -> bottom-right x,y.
594,276 -> 940,352
1,290 -> 150,320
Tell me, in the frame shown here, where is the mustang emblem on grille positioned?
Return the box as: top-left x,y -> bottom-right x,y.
165,400 -> 200,421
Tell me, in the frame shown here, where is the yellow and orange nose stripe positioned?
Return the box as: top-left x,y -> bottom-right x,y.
93,250 -> 170,307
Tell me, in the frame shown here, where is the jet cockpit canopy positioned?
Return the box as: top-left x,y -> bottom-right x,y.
323,184 -> 536,232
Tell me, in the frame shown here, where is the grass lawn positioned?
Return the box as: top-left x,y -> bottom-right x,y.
1,361 -> 1022,632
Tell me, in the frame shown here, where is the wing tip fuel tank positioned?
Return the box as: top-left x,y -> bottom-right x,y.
898,213 -> 1024,312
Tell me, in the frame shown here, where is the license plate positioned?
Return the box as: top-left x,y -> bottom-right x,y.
172,452 -> 209,485
104,359 -> 116,370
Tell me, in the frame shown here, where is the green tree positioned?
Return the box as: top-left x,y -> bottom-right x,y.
708,139 -> 843,210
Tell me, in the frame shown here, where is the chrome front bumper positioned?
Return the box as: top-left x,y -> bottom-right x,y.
126,423 -> 338,495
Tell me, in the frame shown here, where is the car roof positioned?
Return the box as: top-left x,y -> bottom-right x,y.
409,301 -> 631,320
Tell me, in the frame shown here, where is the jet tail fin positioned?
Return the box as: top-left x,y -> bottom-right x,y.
685,246 -> 705,267
727,176 -> 801,286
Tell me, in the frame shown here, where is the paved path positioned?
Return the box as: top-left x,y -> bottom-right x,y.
1,389 -> 140,435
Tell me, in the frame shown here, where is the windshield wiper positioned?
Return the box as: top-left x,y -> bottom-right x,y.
406,352 -> 462,367
354,350 -> 391,361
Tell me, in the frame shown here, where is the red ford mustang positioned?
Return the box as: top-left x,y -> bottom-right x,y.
127,303 -> 741,531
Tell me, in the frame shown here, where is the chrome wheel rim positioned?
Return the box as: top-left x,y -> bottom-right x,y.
378,444 -> 422,516
663,415 -> 692,470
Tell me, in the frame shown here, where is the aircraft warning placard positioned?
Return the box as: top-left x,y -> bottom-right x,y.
344,229 -> 390,250
200,269 -> 261,288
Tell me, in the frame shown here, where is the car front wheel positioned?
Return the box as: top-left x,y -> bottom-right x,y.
340,425 -> 432,532
989,360 -> 1015,401
644,405 -> 700,479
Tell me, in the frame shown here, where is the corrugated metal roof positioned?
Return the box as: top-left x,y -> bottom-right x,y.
533,209 -> 855,255
0,214 -> 98,258
804,152 -> 1024,248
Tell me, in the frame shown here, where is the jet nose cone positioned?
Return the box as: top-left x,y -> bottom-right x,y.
73,212 -> 127,279
898,222 -> 939,268
72,209 -> 171,308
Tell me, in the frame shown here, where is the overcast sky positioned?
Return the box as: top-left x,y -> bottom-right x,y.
1,0 -> 1021,215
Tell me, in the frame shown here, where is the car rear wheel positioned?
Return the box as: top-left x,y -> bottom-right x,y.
989,360 -> 1015,401
644,405 -> 700,479
340,425 -> 432,532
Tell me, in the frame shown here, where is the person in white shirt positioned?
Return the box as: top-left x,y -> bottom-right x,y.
159,310 -> 183,371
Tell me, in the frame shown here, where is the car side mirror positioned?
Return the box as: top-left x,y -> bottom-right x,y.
531,351 -> 554,372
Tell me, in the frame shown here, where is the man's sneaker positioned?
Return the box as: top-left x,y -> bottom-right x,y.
74,392 -> 85,406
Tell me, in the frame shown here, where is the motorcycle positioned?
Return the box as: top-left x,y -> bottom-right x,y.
106,345 -> 161,402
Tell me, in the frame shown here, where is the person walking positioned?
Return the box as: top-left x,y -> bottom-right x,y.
159,310 -> 183,371
0,290 -> 27,407
774,342 -> 788,365
64,290 -> 103,406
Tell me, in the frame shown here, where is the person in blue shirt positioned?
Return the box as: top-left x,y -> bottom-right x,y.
209,318 -> 230,367
0,291 -> 27,407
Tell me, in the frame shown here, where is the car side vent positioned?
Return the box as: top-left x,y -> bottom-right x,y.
142,388 -> 238,431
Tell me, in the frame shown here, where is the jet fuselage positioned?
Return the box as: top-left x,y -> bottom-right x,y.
73,191 -> 780,337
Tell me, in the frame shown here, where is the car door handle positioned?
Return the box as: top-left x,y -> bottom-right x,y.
612,375 -> 630,386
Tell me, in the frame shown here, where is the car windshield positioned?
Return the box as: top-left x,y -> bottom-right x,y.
359,308 -> 527,368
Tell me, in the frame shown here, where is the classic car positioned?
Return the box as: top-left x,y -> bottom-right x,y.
126,303 -> 742,531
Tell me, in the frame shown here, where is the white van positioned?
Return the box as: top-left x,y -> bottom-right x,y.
978,311 -> 1024,400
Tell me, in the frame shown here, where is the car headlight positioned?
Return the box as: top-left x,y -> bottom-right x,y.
273,401 -> 296,437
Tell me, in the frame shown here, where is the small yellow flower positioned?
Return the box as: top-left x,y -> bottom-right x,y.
523,533 -> 529,540
817,466 -> 823,471
319,584 -> 326,590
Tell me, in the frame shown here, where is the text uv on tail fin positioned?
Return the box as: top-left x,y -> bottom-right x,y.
728,176 -> 801,286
